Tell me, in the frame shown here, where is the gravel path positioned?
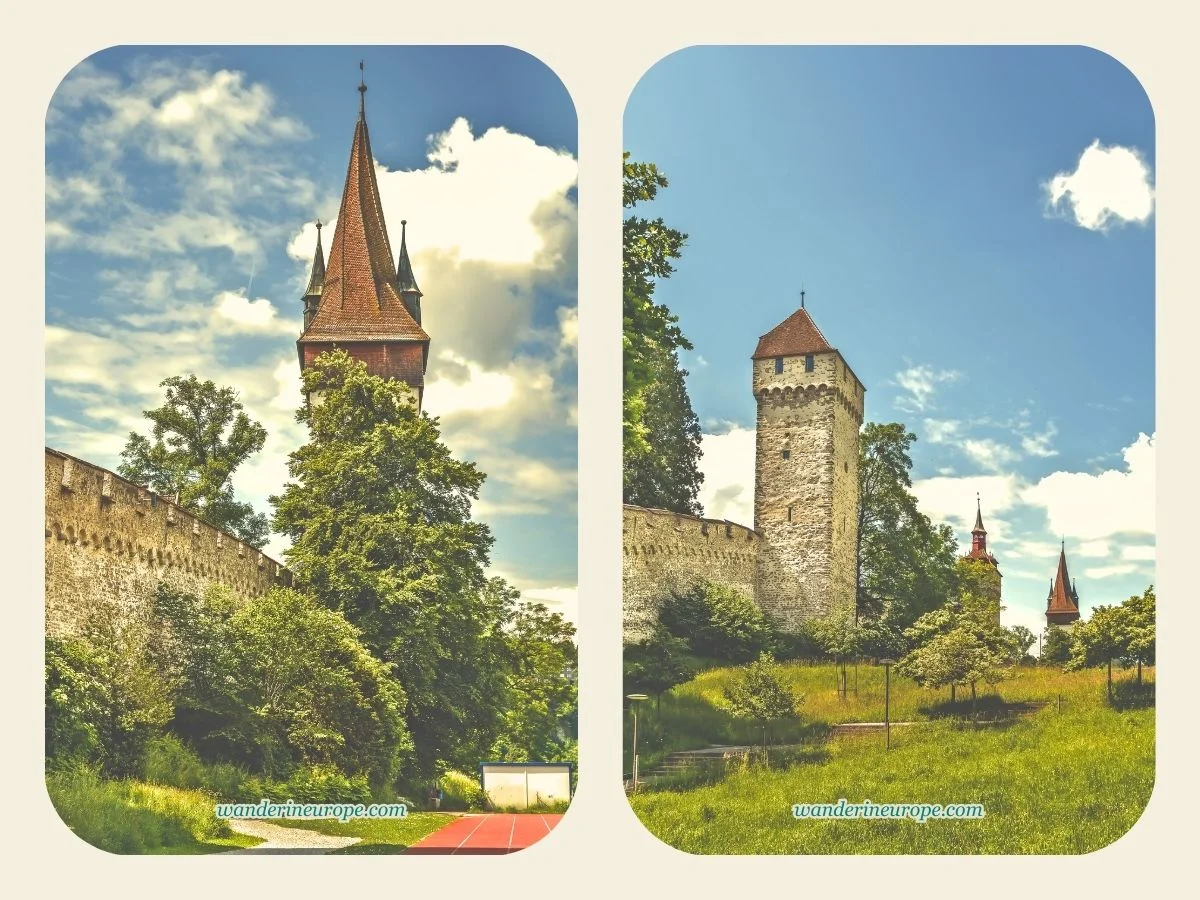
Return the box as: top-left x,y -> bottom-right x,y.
223,819 -> 361,854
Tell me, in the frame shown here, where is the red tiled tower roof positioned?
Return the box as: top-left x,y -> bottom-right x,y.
1046,542 -> 1081,626
297,74 -> 429,403
752,306 -> 834,359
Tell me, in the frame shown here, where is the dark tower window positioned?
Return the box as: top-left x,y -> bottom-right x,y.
844,462 -> 849,473
805,354 -> 815,372
787,505 -> 793,522
782,449 -> 791,460
775,356 -> 784,374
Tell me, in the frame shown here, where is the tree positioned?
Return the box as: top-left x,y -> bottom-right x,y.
1122,586 -> 1155,685
1041,624 -> 1072,666
810,607 -> 862,700
269,351 -> 511,779
899,593 -> 1016,707
622,153 -> 704,514
623,344 -> 704,515
623,626 -> 695,708
152,584 -> 410,788
1007,625 -> 1037,664
1067,604 -> 1129,702
856,423 -> 958,626
660,581 -> 773,664
119,374 -> 269,547
723,652 -> 802,757
489,597 -> 578,763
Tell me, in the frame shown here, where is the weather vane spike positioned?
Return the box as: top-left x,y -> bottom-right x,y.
800,284 -> 806,309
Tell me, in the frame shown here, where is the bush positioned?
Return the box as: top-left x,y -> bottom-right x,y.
661,582 -> 774,663
283,764 -> 373,805
140,735 -> 249,801
438,770 -> 488,811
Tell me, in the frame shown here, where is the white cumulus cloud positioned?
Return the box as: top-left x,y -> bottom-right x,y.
1046,140 -> 1155,231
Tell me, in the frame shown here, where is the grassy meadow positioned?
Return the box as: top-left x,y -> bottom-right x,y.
628,663 -> 1155,854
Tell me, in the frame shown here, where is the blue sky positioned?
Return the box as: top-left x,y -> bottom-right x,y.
45,46 -> 579,624
625,46 -> 1155,640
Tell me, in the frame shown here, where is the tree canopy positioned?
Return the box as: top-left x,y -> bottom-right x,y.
622,153 -> 704,515
856,422 -> 958,625
119,374 -> 269,547
270,351 -> 512,778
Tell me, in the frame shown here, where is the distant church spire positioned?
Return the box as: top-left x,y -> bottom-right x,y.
1046,541 -> 1081,626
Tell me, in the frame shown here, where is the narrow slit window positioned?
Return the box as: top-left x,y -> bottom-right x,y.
787,505 -> 793,522
775,356 -> 784,374
782,449 -> 791,460
804,353 -> 814,372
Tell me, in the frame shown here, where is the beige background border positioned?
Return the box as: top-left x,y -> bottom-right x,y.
3,2 -> 1196,894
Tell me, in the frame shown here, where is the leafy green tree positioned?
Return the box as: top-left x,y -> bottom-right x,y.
1122,586 -> 1155,685
489,596 -> 578,763
722,652 -> 802,756
623,153 -> 702,514
1067,604 -> 1129,702
623,626 -> 695,708
119,374 -> 269,547
1040,624 -> 1072,666
153,584 -> 410,788
856,423 -> 958,625
809,607 -> 863,700
44,613 -> 173,776
270,351 -> 511,779
623,344 -> 704,514
899,593 -> 1016,706
660,581 -> 773,664
1007,625 -> 1037,664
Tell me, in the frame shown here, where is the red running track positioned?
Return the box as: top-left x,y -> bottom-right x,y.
406,813 -> 562,855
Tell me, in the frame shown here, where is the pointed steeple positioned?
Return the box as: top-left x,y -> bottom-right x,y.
396,219 -> 423,324
972,494 -> 986,533
1046,541 -> 1081,626
297,72 -> 431,407
302,220 -> 326,329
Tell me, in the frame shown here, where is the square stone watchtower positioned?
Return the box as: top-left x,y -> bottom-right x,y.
751,302 -> 865,630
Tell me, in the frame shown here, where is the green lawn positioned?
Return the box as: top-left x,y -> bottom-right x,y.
46,769 -> 263,854
263,814 -> 455,854
628,666 -> 1155,854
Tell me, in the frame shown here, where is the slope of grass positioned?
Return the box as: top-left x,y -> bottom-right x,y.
629,669 -> 1155,854
630,662 -> 1134,770
46,768 -> 262,854
263,814 -> 454,854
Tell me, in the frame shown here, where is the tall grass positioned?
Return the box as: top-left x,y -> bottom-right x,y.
630,662 -> 1146,770
629,667 -> 1155,854
46,766 -> 257,854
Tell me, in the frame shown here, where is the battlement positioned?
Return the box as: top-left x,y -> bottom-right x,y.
752,351 -> 865,424
622,504 -> 760,644
45,447 -> 292,637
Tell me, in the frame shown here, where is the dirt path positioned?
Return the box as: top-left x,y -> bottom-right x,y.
223,819 -> 361,854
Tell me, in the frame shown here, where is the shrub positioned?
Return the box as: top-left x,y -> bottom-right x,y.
438,770 -> 488,811
661,582 -> 773,663
284,764 -> 373,805
140,734 -> 249,801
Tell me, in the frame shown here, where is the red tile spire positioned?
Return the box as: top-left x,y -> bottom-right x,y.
1046,541 -> 1081,626
298,69 -> 430,405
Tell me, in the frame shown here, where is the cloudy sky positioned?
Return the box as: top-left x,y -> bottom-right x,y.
45,46 -> 579,625
625,46 -> 1155,641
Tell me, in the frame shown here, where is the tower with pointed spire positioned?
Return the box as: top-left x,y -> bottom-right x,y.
1046,541 -> 1082,627
297,69 -> 430,407
959,495 -> 1002,613
751,301 -> 865,628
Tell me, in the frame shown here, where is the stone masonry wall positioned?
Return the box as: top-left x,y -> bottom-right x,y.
45,448 -> 292,638
752,352 -> 864,630
622,504 -> 760,644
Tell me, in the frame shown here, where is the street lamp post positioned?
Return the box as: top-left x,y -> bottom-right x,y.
627,693 -> 649,791
879,659 -> 895,751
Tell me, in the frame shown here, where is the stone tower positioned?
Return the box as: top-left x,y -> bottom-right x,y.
297,72 -> 430,408
751,302 -> 865,630
960,496 -> 1002,611
1045,541 -> 1081,627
